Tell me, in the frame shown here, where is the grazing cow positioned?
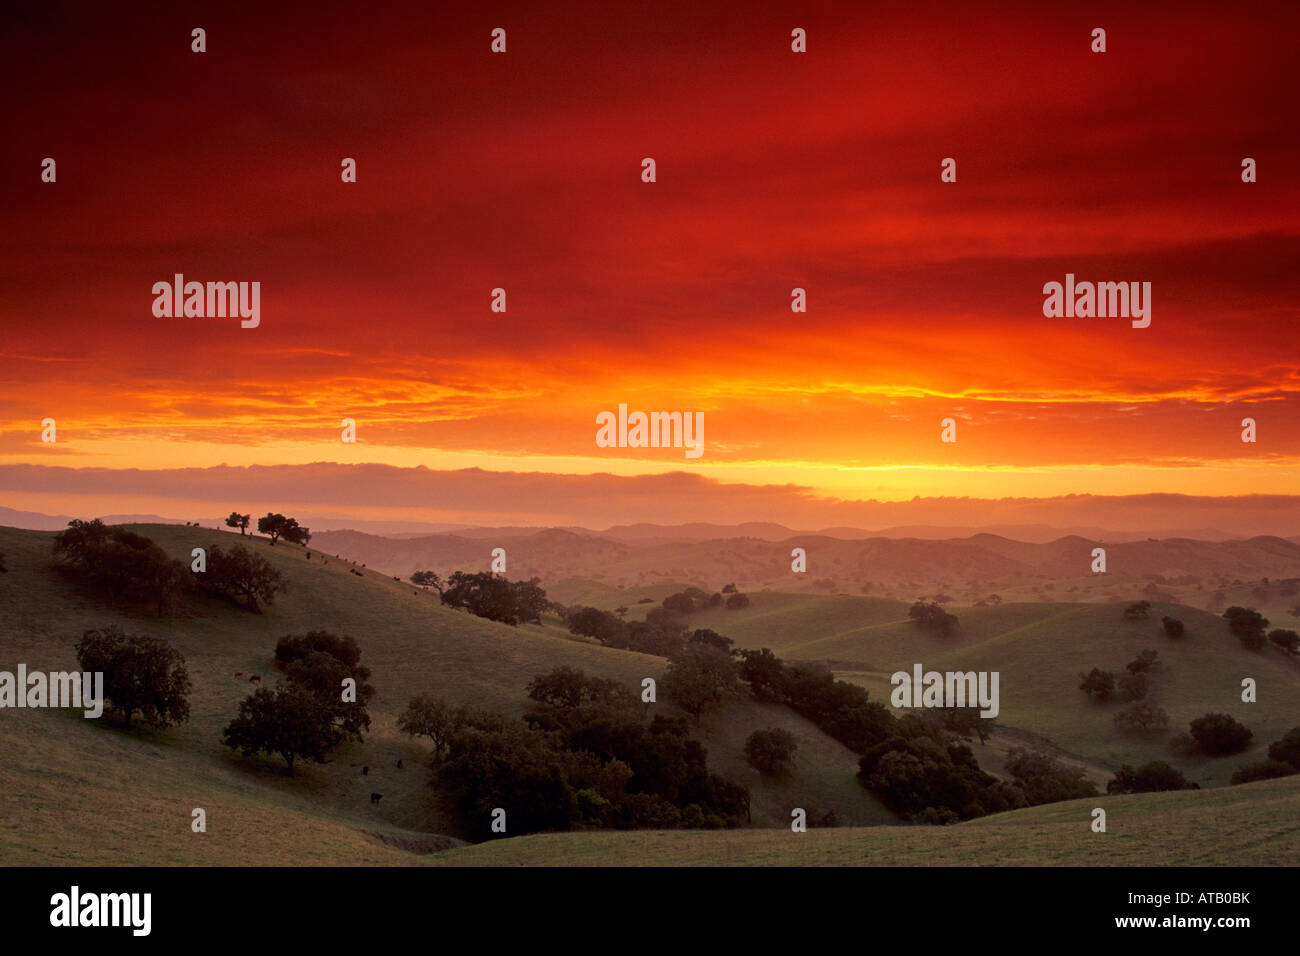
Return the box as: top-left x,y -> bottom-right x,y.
362,766 -> 369,775
370,793 -> 382,804
235,671 -> 244,677
351,568 -> 363,576
397,759 -> 403,769
249,674 -> 261,683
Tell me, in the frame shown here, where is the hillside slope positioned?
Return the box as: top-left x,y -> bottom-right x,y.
0,524 -> 894,862
428,775 -> 1300,866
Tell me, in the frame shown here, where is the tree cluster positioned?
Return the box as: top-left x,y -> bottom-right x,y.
421,667 -> 751,840
1223,606 -> 1269,650
1079,650 -> 1159,704
439,571 -> 548,625
222,631 -> 374,774
1230,726 -> 1300,784
1107,760 -> 1197,794
54,519 -> 188,615
908,601 -> 960,637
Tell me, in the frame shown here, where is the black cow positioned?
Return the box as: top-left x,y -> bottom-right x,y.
370,793 -> 382,804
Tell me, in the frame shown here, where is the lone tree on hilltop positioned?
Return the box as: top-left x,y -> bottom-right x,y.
75,626 -> 192,731
225,512 -> 251,535
257,513 -> 311,546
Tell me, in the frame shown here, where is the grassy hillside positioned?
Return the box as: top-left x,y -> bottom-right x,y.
2,526 -> 1295,865
428,775 -> 1300,866
652,589 -> 1300,787
0,524 -> 893,862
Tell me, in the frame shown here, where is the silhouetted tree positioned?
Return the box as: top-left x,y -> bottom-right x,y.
204,544 -> 284,612
398,694 -> 458,760
526,666 -> 632,711
1268,628 -> 1299,655
1078,667 -> 1116,702
690,628 -> 733,652
440,571 -> 548,625
53,519 -> 187,615
1108,761 -> 1197,794
222,683 -> 337,775
908,601 -> 960,637
1268,726 -> 1300,770
1189,712 -> 1253,755
257,513 -> 310,546
410,570 -> 443,594
75,626 -> 191,730
736,648 -> 786,702
1223,606 -> 1269,650
225,512 -> 250,534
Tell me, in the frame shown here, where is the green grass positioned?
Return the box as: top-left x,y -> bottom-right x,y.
2,526 -> 1296,866
0,525 -> 894,862
428,775 -> 1300,866
825,600 -> 1300,786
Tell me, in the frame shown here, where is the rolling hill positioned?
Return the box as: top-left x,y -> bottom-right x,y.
1,522 -> 1296,865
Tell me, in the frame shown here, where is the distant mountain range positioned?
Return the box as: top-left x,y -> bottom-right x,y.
0,506 -> 1243,544
6,506 -> 1299,589
306,527 -> 1300,590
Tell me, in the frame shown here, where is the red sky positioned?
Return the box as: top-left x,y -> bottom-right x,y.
2,1 -> 1298,528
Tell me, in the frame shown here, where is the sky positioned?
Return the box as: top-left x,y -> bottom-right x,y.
2,1 -> 1298,530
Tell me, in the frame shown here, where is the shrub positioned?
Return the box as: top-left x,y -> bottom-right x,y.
1108,761 -> 1198,794
744,728 -> 798,777
1188,712 -> 1253,756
